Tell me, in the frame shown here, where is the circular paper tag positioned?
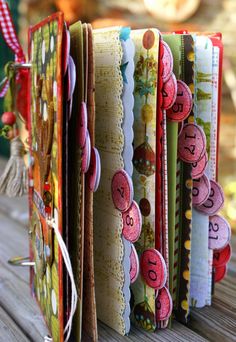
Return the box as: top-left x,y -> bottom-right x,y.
87,147 -> 101,192
166,80 -> 193,122
192,174 -> 211,206
213,244 -> 231,268
178,123 -> 207,163
162,73 -> 177,110
191,152 -> 208,179
209,215 -> 231,250
140,248 -> 167,290
162,41 -> 173,82
196,180 -> 224,216
122,201 -> 142,243
156,286 -> 173,321
130,244 -> 139,284
214,265 -> 227,283
111,169 -> 133,212
81,130 -> 91,174
94,148 -> 101,192
77,102 -> 88,148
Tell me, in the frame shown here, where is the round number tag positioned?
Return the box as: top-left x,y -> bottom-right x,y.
87,147 -> 101,192
122,201 -> 142,243
81,130 -> 91,174
213,244 -> 231,268
111,169 -> 133,212
191,152 -> 208,179
166,80 -> 192,122
140,248 -> 167,290
214,265 -> 227,283
209,215 -> 231,251
130,244 -> 139,284
162,73 -> 177,110
196,180 -> 224,216
77,102 -> 88,148
162,41 -> 173,82
156,286 -> 173,321
178,123 -> 207,163
192,174 -> 211,206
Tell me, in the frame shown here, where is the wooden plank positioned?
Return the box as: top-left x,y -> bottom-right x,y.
0,306 -> 30,342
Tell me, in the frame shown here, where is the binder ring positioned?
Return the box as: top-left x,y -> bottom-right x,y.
8,256 -> 35,267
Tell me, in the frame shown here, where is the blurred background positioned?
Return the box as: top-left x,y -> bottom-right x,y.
0,0 -> 235,231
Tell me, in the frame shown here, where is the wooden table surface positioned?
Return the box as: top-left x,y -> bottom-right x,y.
0,158 -> 235,342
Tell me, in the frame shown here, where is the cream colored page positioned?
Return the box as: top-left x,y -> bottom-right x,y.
93,28 -> 127,335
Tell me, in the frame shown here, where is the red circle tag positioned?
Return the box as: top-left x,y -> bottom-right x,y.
196,180 -> 224,216
162,73 -> 177,110
178,123 -> 207,163
166,80 -> 192,122
191,152 -> 208,179
213,244 -> 231,268
130,244 -> 139,284
87,147 -> 101,192
122,201 -> 142,243
77,102 -> 88,148
140,248 -> 167,290
208,215 -> 231,251
111,169 -> 133,212
156,286 -> 173,321
162,41 -> 173,82
214,265 -> 227,283
192,174 -> 211,206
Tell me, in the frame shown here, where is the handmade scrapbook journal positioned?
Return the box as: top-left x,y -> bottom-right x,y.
0,2 -> 231,341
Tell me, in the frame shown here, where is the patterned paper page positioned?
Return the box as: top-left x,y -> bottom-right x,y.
190,36 -> 213,308
29,13 -> 64,342
93,27 -> 130,335
131,29 -> 160,331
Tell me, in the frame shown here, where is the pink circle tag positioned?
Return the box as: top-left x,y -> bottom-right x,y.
162,41 -> 173,82
162,73 -> 177,110
156,286 -> 173,321
191,152 -> 208,179
94,148 -> 101,192
77,102 -> 88,148
178,123 -> 207,163
209,215 -> 231,250
87,147 -> 97,192
166,80 -> 192,122
140,248 -> 167,290
122,201 -> 142,243
111,169 -> 133,212
214,265 -> 227,283
213,244 -> 231,268
130,244 -> 139,284
81,130 -> 91,174
196,180 -> 224,216
192,174 -> 211,206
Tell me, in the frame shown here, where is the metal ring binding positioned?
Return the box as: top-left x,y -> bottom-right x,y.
8,256 -> 35,267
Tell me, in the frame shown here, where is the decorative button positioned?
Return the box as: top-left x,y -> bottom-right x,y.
196,180 -> 224,216
213,244 -> 231,268
130,244 -> 139,284
208,215 -> 231,250
178,123 -> 206,163
214,265 -> 227,283
140,248 -> 167,290
192,174 -> 211,206
77,102 -> 88,148
81,130 -> 91,174
156,286 -> 173,321
88,147 -> 101,192
162,41 -> 173,82
162,73 -> 177,110
122,201 -> 142,243
191,152 -> 208,179
166,80 -> 192,122
111,169 -> 133,212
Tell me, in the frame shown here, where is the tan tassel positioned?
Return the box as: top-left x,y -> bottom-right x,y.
0,136 -> 28,197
